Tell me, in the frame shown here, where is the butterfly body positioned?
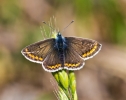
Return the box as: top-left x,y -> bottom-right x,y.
21,32 -> 102,72
54,32 -> 67,67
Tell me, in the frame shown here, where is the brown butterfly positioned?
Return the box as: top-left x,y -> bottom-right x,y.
21,32 -> 102,72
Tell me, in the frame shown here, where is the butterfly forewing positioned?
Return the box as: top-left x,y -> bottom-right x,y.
65,37 -> 102,60
21,38 -> 55,64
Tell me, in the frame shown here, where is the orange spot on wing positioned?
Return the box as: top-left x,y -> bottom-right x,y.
28,53 -> 32,57
82,44 -> 98,57
25,48 -> 28,52
82,53 -> 87,57
87,52 -> 90,56
39,57 -> 43,61
65,63 -> 80,68
35,56 -> 39,60
65,63 -> 68,66
68,64 -> 72,67
31,55 -> 35,59
72,64 -> 76,67
76,63 -> 80,66
47,64 -> 61,69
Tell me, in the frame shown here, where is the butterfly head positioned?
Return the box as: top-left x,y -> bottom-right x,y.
51,31 -> 62,39
57,32 -> 61,36
56,32 -> 64,39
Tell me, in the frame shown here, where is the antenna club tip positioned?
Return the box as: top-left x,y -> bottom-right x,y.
42,21 -> 46,23
71,20 -> 74,23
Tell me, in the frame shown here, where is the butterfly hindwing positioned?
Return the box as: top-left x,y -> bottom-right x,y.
42,46 -> 85,72
42,48 -> 63,72
21,38 -> 55,64
64,47 -> 85,70
65,37 -> 102,60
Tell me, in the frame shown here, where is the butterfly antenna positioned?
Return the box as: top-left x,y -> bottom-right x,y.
61,20 -> 74,33
42,21 -> 55,31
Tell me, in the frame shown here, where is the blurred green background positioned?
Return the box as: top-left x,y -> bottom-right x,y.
0,0 -> 126,100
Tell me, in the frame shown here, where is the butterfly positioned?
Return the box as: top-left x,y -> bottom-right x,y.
21,31 -> 102,72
